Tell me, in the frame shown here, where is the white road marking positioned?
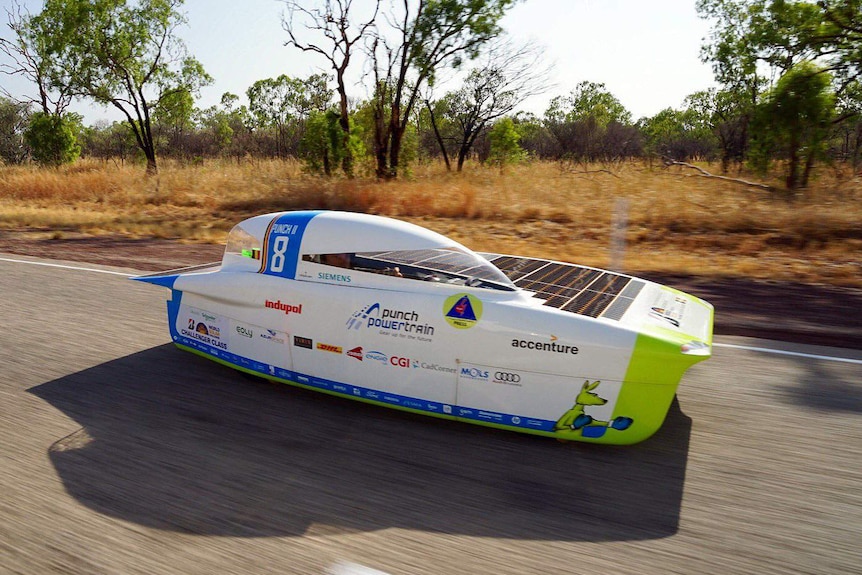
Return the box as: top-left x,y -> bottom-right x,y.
4,254 -> 861,365
0,256 -> 131,277
327,562 -> 392,575
713,342 -> 862,365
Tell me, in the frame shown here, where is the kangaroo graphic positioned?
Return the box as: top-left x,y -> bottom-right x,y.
554,380 -> 633,438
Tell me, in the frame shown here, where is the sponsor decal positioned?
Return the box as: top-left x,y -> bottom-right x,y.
189,318 -> 220,339
365,350 -> 388,364
180,325 -> 227,350
318,272 -> 352,283
493,371 -> 522,386
554,380 -> 633,438
416,361 -> 457,374
389,356 -> 410,368
316,342 -> 343,354
650,304 -> 683,327
444,293 -> 483,329
294,335 -> 313,349
511,337 -> 578,355
346,302 -> 435,338
347,346 -> 363,361
260,329 -> 285,344
235,325 -> 253,338
649,293 -> 687,328
460,367 -> 489,380
264,300 -> 303,315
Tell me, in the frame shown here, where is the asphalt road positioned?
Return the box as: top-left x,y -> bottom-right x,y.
1,255 -> 860,575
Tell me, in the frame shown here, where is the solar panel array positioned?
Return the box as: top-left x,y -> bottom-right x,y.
362,249 -> 509,283
481,253 -> 644,320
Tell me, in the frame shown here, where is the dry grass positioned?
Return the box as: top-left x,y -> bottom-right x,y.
1,157 -> 860,287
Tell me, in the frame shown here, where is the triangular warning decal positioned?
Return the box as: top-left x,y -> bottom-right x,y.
446,295 -> 477,321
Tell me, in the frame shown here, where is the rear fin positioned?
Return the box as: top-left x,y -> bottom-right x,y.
130,262 -> 221,289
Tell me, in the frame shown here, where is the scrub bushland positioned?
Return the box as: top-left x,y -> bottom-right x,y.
1,158 -> 860,287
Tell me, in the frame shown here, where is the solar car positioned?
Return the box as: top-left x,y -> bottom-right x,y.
135,210 -> 713,444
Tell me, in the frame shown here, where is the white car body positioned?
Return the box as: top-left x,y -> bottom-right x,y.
135,210 -> 713,444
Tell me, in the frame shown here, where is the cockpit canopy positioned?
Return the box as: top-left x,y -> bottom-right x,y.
222,210 -> 515,291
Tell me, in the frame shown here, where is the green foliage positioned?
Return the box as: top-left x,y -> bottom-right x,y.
24,112 -> 81,166
27,0 -> 212,173
544,81 -> 632,127
487,117 -> 526,166
696,0 -> 821,94
0,98 -> 31,164
300,110 -> 366,176
749,61 -> 835,188
247,74 -> 333,158
368,0 -> 520,178
247,74 -> 333,129
639,99 -> 718,160
411,0 -> 520,86
154,89 -> 195,132
80,121 -> 139,162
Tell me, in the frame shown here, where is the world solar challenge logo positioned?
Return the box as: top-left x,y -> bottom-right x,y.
443,293 -> 482,329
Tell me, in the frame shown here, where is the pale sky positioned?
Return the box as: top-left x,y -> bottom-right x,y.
0,0 -> 718,124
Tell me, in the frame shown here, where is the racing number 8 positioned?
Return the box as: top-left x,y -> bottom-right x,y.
269,235 -> 290,273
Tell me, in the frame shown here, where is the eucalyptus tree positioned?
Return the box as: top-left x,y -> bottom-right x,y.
543,81 -> 634,162
246,73 -> 333,159
0,96 -> 30,164
282,0 -> 379,176
0,0 -> 74,115
368,0 -> 520,179
750,61 -> 836,189
27,0 -> 211,174
1,1 -> 81,166
428,37 -> 550,171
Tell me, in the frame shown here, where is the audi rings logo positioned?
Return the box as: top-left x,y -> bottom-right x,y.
494,371 -> 521,383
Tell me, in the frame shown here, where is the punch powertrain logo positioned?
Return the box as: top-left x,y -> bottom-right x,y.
346,302 -> 435,337
347,346 -> 363,360
444,293 -> 482,329
264,300 -> 303,315
317,342 -> 342,354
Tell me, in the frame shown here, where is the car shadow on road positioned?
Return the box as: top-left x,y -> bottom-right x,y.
29,344 -> 692,542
